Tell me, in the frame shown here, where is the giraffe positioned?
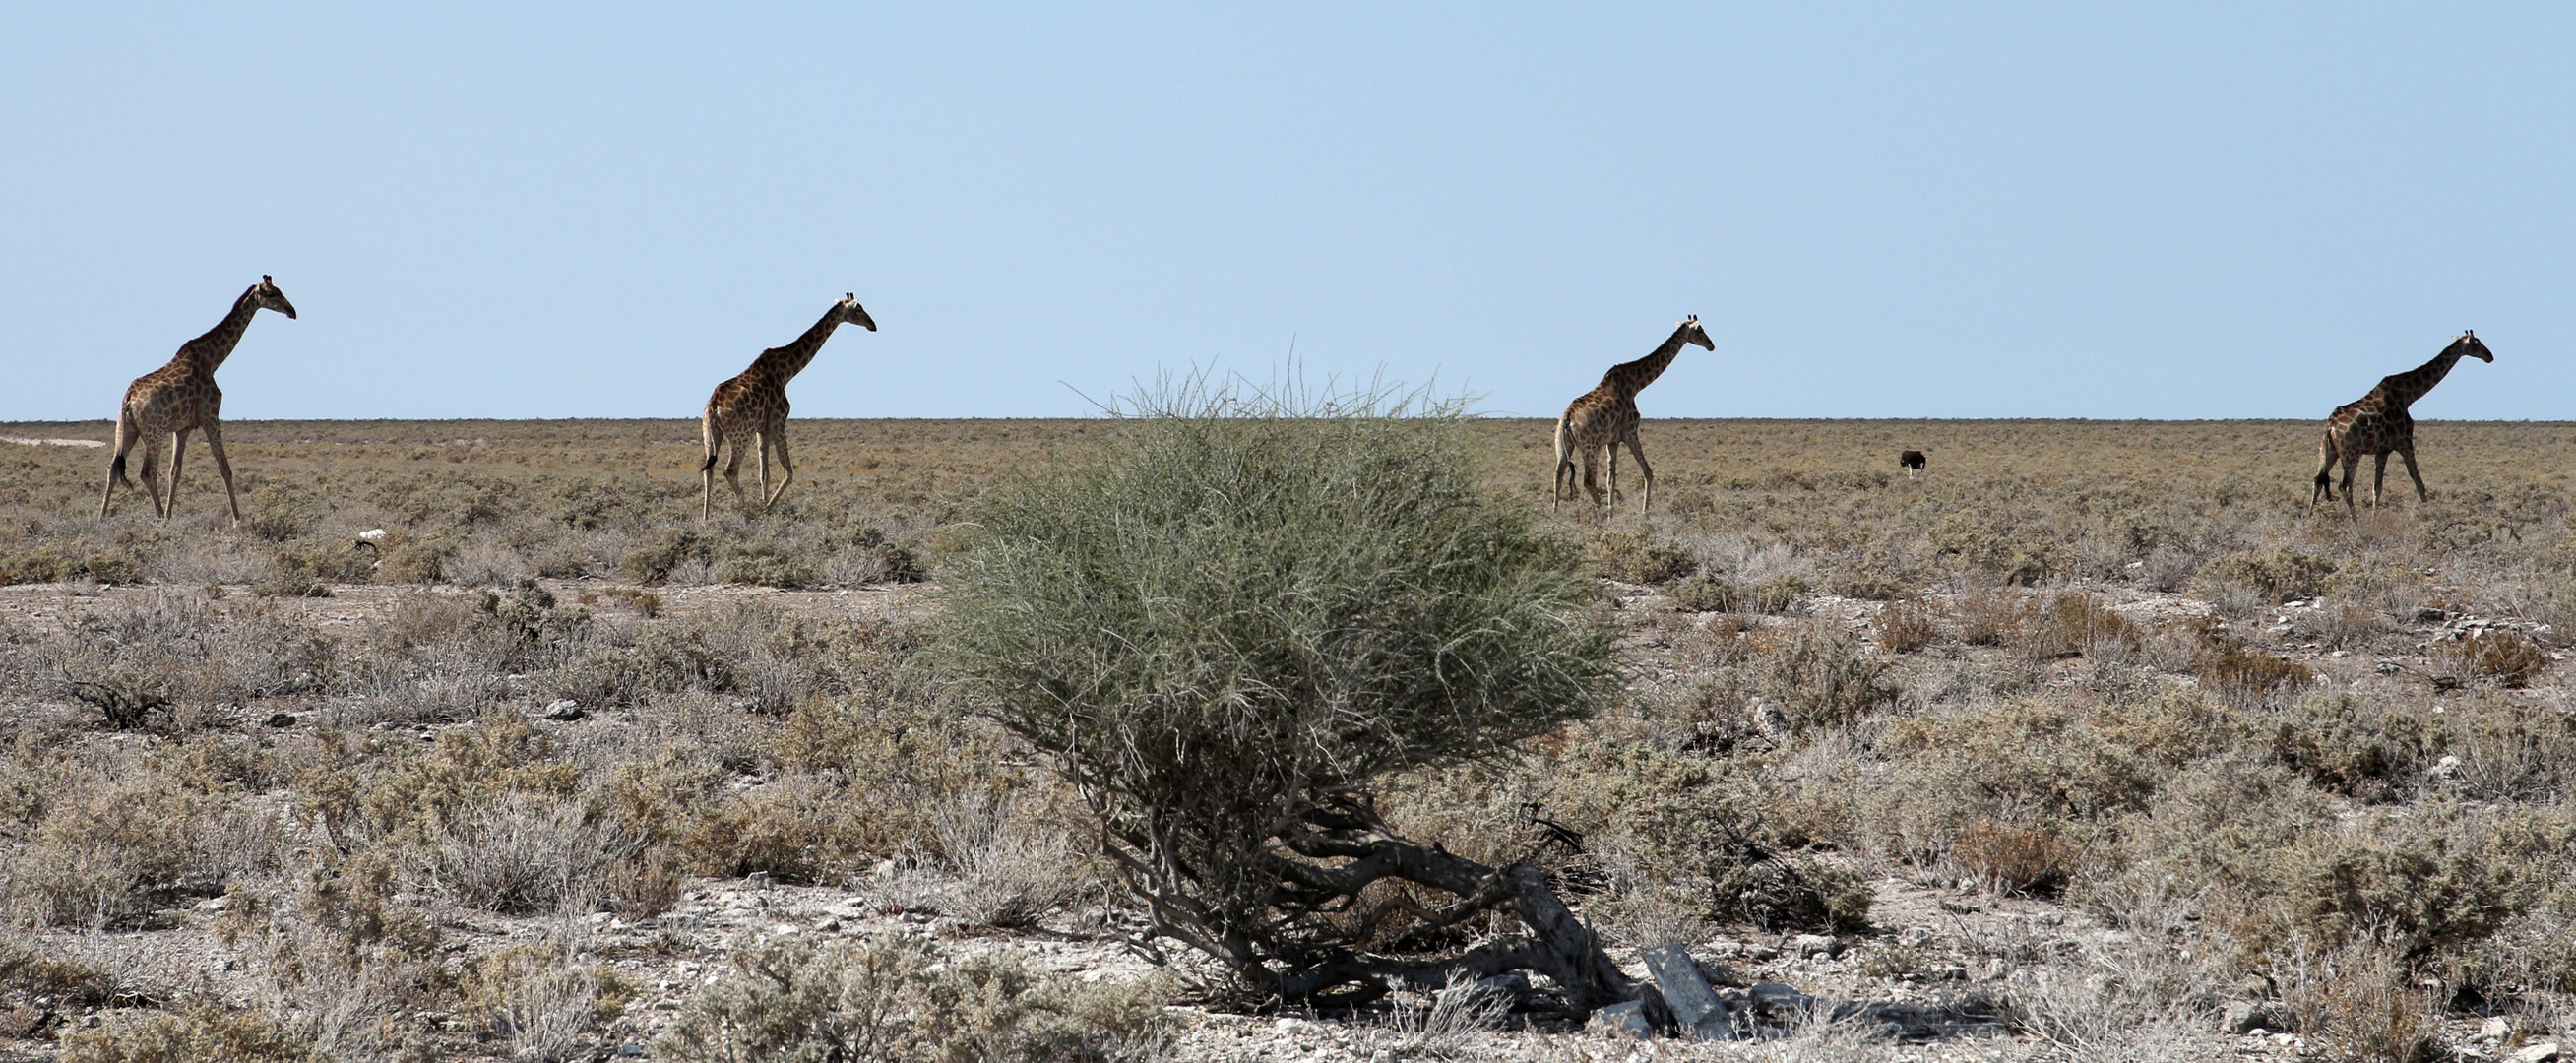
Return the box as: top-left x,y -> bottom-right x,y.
1551,316 -> 1714,513
701,293 -> 876,520
2310,330 -> 2492,513
97,276 -> 297,526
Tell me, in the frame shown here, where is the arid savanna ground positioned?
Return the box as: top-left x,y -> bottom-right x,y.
1,416 -> 2573,1061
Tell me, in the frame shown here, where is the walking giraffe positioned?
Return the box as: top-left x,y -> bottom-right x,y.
1551,316 -> 1715,513
2311,330 -> 2492,513
700,293 -> 876,520
97,276 -> 297,525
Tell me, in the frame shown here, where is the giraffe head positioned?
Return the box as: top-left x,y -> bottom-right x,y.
251,276 -> 297,319
2450,329 -> 2492,363
1679,315 -> 1713,351
836,293 -> 876,332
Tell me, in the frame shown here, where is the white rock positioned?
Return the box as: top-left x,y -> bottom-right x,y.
1791,934 -> 1843,958
2514,1043 -> 2562,1063
1587,1000 -> 1653,1039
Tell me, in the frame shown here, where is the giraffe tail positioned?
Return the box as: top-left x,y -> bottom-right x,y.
108,406 -> 135,487
698,410 -> 721,473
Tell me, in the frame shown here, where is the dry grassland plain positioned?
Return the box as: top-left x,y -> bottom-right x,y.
0,416 -> 2573,1062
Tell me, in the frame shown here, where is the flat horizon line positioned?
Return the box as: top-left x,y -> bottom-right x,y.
3,415 -> 2572,427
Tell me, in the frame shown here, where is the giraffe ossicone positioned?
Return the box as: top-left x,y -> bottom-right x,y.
700,293 -> 877,522
97,276 -> 297,527
1551,315 -> 1714,514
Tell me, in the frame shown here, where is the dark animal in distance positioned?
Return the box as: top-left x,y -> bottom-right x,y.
1899,451 -> 1926,478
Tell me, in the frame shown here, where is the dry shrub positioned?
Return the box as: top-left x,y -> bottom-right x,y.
2430,631 -> 2550,690
1757,625 -> 1906,733
1746,572 -> 1810,613
685,773 -> 875,883
2310,600 -> 2388,649
211,853 -> 445,1063
3,772 -> 222,928
2267,691 -> 2425,800
264,540 -> 374,596
2280,945 -> 2443,1063
1877,596 -> 1941,653
1357,969 -> 1511,1058
0,546 -> 145,586
1704,844 -> 1874,934
374,532 -> 457,585
654,932 -> 1169,1063
58,1005 -> 324,1063
2193,636 -> 2313,710
425,791 -> 635,914
1954,589 -> 2033,646
1663,572 -> 1737,613
1951,819 -> 2076,897
1586,530 -> 1699,585
0,935 -> 116,1011
461,944 -> 628,1063
2191,548 -> 2337,607
2024,593 -> 2136,662
2215,805 -> 2530,977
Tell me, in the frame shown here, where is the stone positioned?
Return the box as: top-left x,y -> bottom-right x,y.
2514,1044 -> 2561,1063
543,699 -> 586,721
2223,1000 -> 2295,1034
1746,983 -> 1815,1022
1791,934 -> 1843,959
1643,943 -> 1735,1041
1587,1000 -> 1653,1039
1896,926 -> 1936,949
2483,1017 -> 2513,1041
2430,755 -> 2465,782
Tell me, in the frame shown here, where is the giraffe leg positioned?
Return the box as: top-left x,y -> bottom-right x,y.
136,433 -> 166,519
1551,421 -> 1576,512
1621,434 -> 1655,516
2311,437 -> 2339,507
164,429 -> 191,521
202,420 -> 242,528
2398,447 -> 2430,502
2371,453 -> 2389,508
764,433 -> 795,509
753,432 -> 773,512
1606,443 -> 1622,507
1579,449 -> 1605,507
722,443 -> 746,509
2340,450 -> 2361,515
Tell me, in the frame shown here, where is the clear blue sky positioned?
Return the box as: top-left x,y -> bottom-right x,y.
4,5 -> 2567,421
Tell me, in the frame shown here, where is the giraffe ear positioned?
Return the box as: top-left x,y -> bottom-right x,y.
263,276 -> 273,284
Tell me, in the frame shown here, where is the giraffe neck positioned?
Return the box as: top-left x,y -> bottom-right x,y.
751,305 -> 848,384
1602,324 -> 1693,398
2379,348 -> 2465,410
181,287 -> 265,373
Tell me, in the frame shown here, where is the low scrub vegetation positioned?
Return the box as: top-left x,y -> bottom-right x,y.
0,415 -> 2568,1056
